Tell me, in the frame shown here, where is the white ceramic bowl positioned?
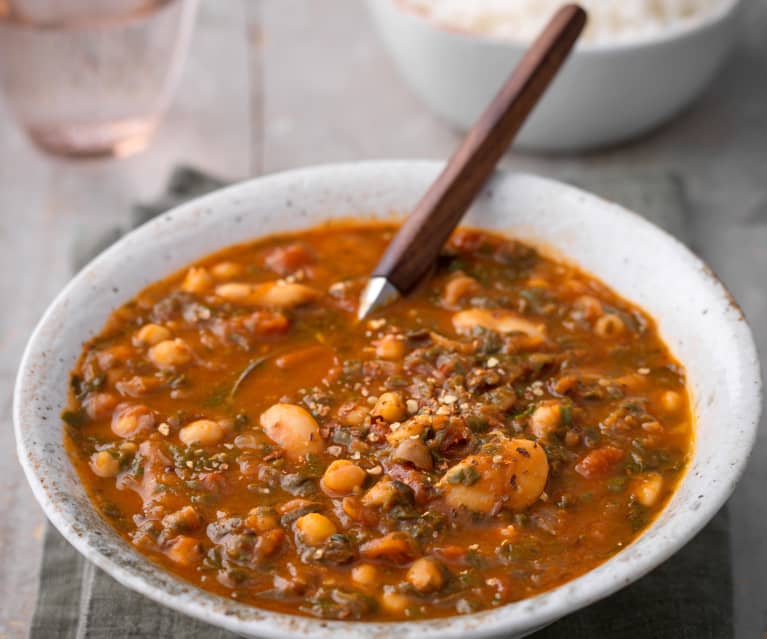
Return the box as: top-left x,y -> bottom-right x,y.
15,161 -> 761,639
366,0 -> 742,151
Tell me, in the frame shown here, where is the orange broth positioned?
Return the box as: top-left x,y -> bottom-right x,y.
63,223 -> 692,621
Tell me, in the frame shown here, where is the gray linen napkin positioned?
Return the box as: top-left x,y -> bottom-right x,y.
31,167 -> 732,639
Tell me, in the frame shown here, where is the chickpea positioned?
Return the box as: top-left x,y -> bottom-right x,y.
111,404 -> 154,439
90,450 -> 120,478
211,261 -> 244,280
386,415 -> 428,445
642,420 -> 664,433
245,506 -> 279,533
83,392 -> 118,420
260,403 -> 325,460
181,267 -> 213,294
372,392 -> 406,423
148,338 -> 192,369
295,513 -> 337,546
564,430 -> 581,448
167,535 -> 202,567
407,557 -> 445,593
594,313 -> 625,337
321,459 -> 367,495
179,419 -> 225,446
661,390 -> 684,414
337,402 -> 369,427
362,479 -> 399,509
633,473 -> 664,507
134,323 -> 171,346
379,591 -> 412,615
529,401 -> 561,440
351,563 -> 379,586
375,334 -> 406,361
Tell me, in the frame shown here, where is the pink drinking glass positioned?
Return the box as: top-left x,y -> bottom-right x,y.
0,0 -> 198,158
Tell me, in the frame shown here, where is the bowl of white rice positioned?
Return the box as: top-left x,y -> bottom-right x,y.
366,0 -> 742,151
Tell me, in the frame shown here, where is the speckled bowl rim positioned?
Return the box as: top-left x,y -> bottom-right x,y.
14,161 -> 762,639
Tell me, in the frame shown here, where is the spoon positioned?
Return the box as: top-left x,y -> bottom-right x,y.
357,4 -> 587,321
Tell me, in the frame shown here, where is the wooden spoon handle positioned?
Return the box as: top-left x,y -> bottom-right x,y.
372,4 -> 587,293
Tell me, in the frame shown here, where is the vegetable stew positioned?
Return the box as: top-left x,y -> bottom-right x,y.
64,223 -> 692,621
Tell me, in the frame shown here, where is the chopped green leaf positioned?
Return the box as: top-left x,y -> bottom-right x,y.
62,409 -> 86,428
607,476 -> 627,493
447,465 -> 481,487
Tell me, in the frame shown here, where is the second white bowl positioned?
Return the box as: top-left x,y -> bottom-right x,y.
367,0 -> 741,151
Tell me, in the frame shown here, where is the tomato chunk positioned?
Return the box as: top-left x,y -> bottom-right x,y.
575,446 -> 625,479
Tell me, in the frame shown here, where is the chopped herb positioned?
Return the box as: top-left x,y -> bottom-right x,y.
203,386 -> 229,408
513,404 -> 536,420
390,504 -> 420,520
332,429 -> 352,445
519,288 -> 545,312
61,409 -> 86,428
385,375 -> 409,389
102,502 -> 122,519
628,500 -> 649,531
607,476 -> 627,493
234,411 -> 250,430
319,533 -> 357,565
299,454 -> 325,478
466,415 -> 489,432
448,258 -> 467,273
230,355 -> 269,399
75,373 -> 106,400
280,503 -> 322,527
465,548 -> 489,569
496,539 -> 540,563
300,587 -> 376,620
447,465 -> 481,486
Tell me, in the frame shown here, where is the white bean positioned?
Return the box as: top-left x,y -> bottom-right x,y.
259,403 -> 324,460
437,438 -> 549,513
452,309 -> 545,339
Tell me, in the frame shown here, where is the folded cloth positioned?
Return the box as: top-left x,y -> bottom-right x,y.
31,167 -> 731,639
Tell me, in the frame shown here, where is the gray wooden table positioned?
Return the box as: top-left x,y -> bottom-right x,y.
0,1 -> 764,637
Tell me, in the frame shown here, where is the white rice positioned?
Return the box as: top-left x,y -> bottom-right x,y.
400,0 -> 731,44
